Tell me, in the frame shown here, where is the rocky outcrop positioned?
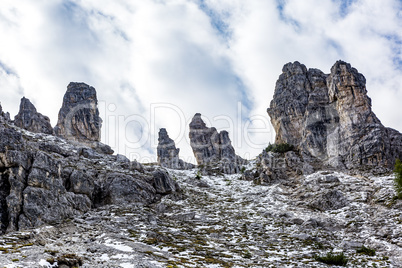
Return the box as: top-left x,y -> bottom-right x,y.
157,128 -> 194,169
189,113 -> 245,174
0,102 -> 10,123
0,98 -> 179,233
54,82 -> 113,154
14,97 -> 53,134
0,120 -> 179,233
268,61 -> 402,173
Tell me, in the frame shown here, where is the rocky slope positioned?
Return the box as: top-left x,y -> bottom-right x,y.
0,165 -> 400,267
0,60 -> 401,267
268,61 -> 402,173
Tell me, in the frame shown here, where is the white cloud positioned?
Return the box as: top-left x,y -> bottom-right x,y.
0,0 -> 401,163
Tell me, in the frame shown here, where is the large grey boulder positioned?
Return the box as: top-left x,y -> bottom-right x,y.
267,60 -> 402,173
189,113 -> 245,174
14,97 -> 53,134
157,128 -> 194,169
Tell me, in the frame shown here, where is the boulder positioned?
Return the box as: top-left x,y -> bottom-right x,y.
267,61 -> 402,172
14,97 -> 53,134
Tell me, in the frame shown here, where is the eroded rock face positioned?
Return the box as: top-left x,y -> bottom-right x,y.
0,119 -> 179,233
14,97 -> 53,134
189,113 -> 245,174
54,82 -> 113,154
54,82 -> 101,143
157,128 -> 194,170
268,61 -> 402,172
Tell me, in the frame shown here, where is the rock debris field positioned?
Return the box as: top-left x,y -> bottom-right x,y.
0,164 -> 401,267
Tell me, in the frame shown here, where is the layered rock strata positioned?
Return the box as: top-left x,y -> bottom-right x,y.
157,128 -> 194,169
14,97 -> 53,134
54,82 -> 113,154
189,113 -> 245,174
268,61 -> 402,173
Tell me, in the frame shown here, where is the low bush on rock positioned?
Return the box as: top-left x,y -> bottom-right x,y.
265,143 -> 294,153
356,246 -> 375,256
394,159 -> 402,199
314,252 -> 348,266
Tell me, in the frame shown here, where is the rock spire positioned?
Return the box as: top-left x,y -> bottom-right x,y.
157,128 -> 194,169
54,82 -> 113,154
54,82 -> 102,143
14,97 -> 53,134
189,113 -> 245,174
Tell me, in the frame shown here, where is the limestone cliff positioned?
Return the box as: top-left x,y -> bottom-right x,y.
268,60 -> 402,173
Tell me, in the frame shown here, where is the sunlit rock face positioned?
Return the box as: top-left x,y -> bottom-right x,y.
268,60 -> 402,172
14,97 -> 53,135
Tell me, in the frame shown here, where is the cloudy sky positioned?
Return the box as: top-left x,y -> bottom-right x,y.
0,0 -> 401,163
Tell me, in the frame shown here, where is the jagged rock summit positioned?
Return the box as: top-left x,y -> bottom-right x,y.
189,113 -> 245,174
54,82 -> 113,154
157,128 -> 194,169
14,97 -> 53,135
268,60 -> 402,173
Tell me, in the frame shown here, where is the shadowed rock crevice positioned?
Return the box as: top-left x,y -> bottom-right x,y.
0,170 -> 10,233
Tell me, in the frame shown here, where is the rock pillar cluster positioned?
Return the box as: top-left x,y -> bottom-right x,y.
267,60 -> 402,172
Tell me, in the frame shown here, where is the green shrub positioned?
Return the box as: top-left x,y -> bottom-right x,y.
394,159 -> 402,199
315,252 -> 348,266
356,246 -> 375,256
265,143 -> 294,153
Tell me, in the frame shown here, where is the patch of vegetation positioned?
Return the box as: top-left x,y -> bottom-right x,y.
394,159 -> 402,199
240,166 -> 246,174
314,252 -> 348,266
11,258 -> 19,262
265,143 -> 294,153
195,171 -> 202,180
44,249 -> 59,256
243,250 -> 252,259
356,246 -> 375,256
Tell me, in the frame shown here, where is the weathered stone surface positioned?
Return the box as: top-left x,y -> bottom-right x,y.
14,97 -> 53,134
189,113 -> 245,174
157,128 -> 194,170
152,169 -> 179,194
54,82 -> 102,143
0,117 -> 179,233
268,60 -> 402,173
